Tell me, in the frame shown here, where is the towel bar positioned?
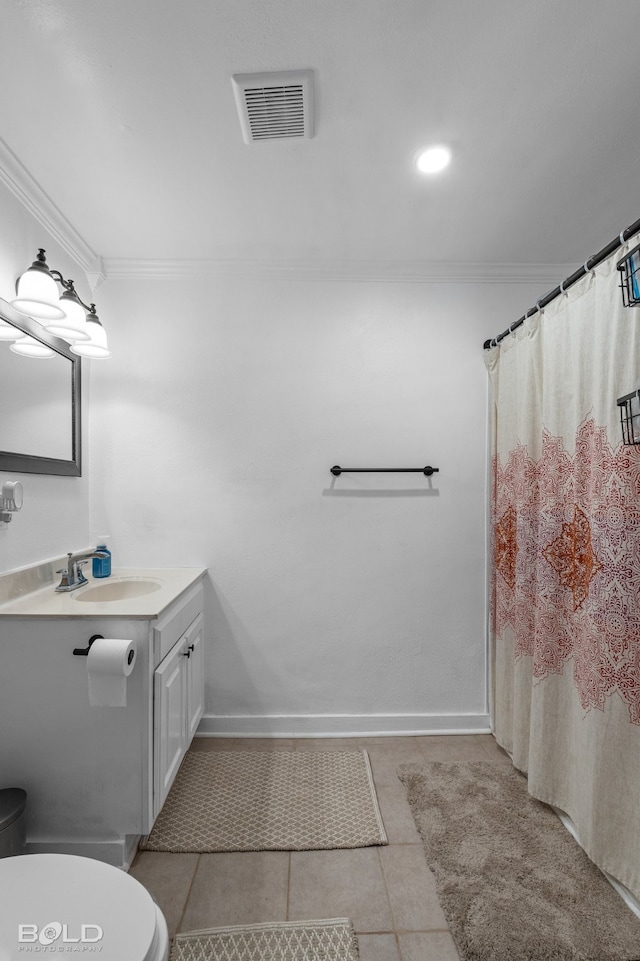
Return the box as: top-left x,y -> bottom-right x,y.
330,466 -> 439,477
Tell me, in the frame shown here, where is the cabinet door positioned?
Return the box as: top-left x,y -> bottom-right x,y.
153,640 -> 188,817
186,613 -> 205,741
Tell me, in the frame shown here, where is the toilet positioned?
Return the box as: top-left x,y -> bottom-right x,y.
0,853 -> 169,961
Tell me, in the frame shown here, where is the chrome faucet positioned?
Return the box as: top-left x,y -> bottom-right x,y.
55,549 -> 109,592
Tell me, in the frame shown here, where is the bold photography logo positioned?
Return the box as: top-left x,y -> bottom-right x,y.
18,921 -> 103,947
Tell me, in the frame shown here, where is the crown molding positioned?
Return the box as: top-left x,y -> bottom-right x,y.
102,257 -> 579,286
0,138 -> 577,287
0,137 -> 103,279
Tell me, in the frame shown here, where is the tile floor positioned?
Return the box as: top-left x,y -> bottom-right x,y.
129,734 -> 510,961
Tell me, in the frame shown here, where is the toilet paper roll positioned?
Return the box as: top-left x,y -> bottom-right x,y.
87,638 -> 137,707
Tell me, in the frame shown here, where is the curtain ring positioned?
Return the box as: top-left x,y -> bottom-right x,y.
619,230 -> 626,245
490,337 -> 497,348
583,259 -> 593,274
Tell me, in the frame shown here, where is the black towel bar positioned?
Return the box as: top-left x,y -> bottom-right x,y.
330,466 -> 439,477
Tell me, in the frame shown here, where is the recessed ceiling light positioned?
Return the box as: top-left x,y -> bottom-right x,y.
415,145 -> 451,175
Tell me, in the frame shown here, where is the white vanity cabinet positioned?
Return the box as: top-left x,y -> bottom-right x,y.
0,566 -> 205,868
153,607 -> 204,817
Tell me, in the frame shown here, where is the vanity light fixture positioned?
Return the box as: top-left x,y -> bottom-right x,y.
11,249 -> 111,358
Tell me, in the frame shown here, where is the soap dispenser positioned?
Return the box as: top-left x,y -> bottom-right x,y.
93,537 -> 112,578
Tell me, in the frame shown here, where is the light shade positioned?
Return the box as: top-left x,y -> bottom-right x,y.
70,313 -> 111,359
0,321 -> 26,342
47,288 -> 90,340
10,336 -> 55,358
11,251 -> 65,320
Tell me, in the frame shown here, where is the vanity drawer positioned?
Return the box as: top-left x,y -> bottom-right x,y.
153,583 -> 204,666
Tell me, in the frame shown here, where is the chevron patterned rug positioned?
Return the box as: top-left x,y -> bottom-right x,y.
142,749 -> 387,852
170,919 -> 359,961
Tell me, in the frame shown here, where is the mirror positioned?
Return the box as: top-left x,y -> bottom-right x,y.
0,296 -> 82,476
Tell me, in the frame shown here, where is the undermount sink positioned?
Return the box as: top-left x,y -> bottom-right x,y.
72,577 -> 163,602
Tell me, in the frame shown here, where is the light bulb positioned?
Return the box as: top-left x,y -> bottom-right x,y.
415,145 -> 451,175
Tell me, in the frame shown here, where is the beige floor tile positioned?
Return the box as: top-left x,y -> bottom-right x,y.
379,845 -> 447,931
367,738 -> 429,760
179,851 -> 289,931
288,848 -> 394,932
398,931 -> 460,961
357,933 -> 401,961
128,852 -> 199,939
474,733 -> 512,763
375,783 -> 421,844
132,734 -> 496,950
366,740 -> 426,786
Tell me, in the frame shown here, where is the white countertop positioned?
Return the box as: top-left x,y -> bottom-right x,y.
0,567 -> 206,619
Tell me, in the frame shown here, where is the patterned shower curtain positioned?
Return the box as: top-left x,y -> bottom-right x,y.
485,241 -> 640,902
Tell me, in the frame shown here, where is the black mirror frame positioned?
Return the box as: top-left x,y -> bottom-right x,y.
0,296 -> 82,476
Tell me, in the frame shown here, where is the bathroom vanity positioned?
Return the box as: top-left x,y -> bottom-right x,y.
0,562 -> 206,868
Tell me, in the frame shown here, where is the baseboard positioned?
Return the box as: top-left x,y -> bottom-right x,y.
196,713 -> 491,738
26,836 -> 139,870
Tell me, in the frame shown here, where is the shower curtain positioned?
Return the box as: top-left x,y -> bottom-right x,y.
485,241 -> 640,901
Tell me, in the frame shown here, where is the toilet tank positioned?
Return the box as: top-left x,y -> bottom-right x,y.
0,789 -> 27,857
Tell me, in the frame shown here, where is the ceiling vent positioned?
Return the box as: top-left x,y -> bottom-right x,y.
231,70 -> 314,144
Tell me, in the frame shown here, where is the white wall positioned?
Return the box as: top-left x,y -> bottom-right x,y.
0,184 -> 91,574
89,273 -> 542,734
0,175 -> 547,734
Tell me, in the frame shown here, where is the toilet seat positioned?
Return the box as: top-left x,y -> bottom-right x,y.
0,853 -> 168,961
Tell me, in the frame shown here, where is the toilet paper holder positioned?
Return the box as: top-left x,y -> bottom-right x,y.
73,634 -> 103,656
73,634 -> 137,667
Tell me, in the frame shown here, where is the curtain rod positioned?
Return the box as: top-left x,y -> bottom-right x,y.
482,216 -> 640,350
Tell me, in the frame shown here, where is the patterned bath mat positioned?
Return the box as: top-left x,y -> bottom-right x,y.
170,919 -> 359,961
142,749 -> 387,852
398,761 -> 640,961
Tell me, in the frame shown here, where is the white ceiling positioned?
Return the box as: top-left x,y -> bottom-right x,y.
1,0 -> 639,271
